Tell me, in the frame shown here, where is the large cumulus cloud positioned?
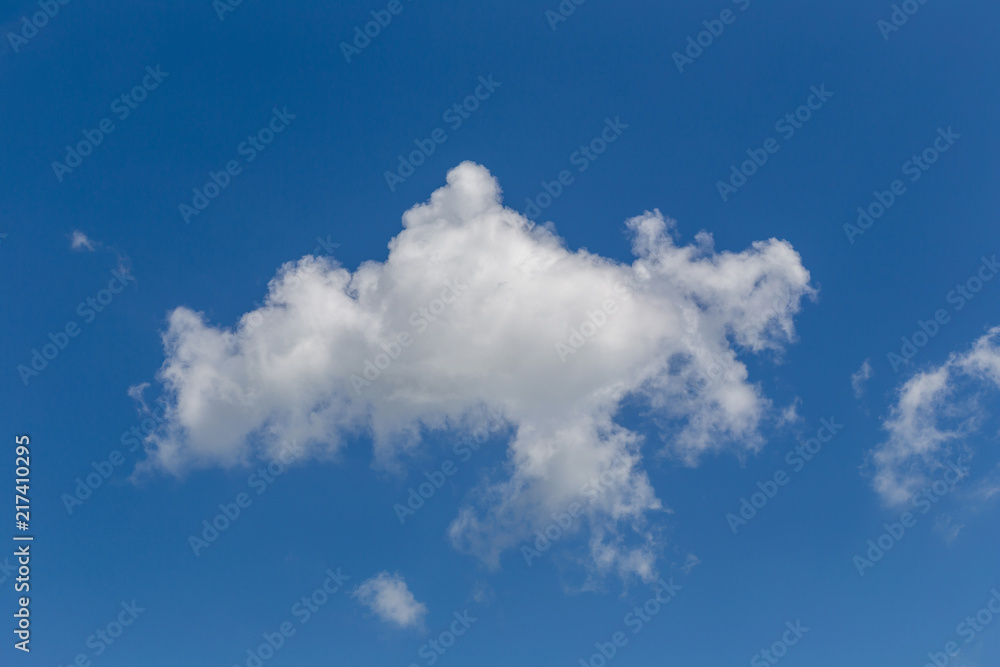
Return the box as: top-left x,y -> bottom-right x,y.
140,162 -> 814,579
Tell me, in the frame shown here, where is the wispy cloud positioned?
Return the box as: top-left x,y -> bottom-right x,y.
869,327 -> 1000,505
70,230 -> 98,251
851,358 -> 872,398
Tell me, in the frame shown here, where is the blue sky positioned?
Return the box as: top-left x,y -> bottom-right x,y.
2,0 -> 1000,665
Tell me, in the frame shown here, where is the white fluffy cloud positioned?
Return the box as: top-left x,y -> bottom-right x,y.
353,571 -> 427,629
871,326 -> 1000,505
140,162 -> 814,579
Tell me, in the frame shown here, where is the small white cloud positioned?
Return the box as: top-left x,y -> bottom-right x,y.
70,230 -> 98,251
869,327 -> 1000,505
851,359 -> 872,398
353,572 -> 427,629
779,397 -> 802,426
